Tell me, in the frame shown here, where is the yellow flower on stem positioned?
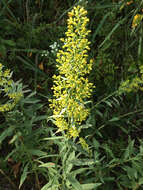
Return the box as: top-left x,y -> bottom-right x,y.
50,5 -> 94,150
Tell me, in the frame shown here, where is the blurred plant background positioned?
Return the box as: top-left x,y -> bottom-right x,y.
0,0 -> 143,189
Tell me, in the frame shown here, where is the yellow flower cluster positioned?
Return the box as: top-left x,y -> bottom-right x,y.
50,5 -> 93,146
119,65 -> 143,93
0,63 -> 23,112
132,14 -> 143,28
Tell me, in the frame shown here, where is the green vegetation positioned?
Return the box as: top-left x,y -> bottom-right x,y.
0,0 -> 143,189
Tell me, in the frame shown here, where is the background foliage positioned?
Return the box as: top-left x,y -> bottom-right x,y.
0,0 -> 143,189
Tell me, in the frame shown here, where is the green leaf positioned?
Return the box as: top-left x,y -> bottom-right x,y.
92,12 -> 110,42
138,32 -> 143,58
8,132 -> 21,144
41,173 -> 59,190
103,144 -> 115,158
123,139 -> 135,160
70,159 -> 95,166
109,117 -> 119,122
41,182 -> 59,190
139,177 -> 143,185
67,175 -> 82,190
124,166 -> 138,179
99,18 -> 126,48
70,168 -> 89,177
42,136 -> 64,141
81,183 -> 102,190
95,109 -> 103,117
41,183 -> 51,190
19,164 -> 28,189
39,163 -> 55,168
28,149 -> 47,157
41,184 -> 59,190
0,126 -> 15,144
104,100 -> 112,107
92,138 -> 100,149
66,151 -> 75,173
32,115 -> 48,122
0,45 -> 6,56
4,39 -> 15,46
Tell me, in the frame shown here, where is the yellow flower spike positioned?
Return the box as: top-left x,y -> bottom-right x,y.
0,63 -> 23,112
50,5 -> 94,150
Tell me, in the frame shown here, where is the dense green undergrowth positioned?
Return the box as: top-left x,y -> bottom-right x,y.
0,0 -> 143,189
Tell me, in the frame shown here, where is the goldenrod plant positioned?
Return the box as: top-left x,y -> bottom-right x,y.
119,65 -> 143,93
0,63 -> 23,112
2,0 -> 143,189
50,5 -> 94,148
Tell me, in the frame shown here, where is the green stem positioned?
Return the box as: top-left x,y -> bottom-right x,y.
20,139 -> 41,190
